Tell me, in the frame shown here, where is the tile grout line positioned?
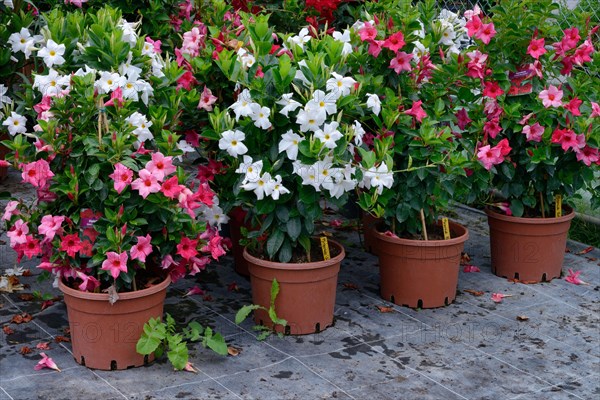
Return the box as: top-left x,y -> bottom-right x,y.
1,367 -> 80,383
507,372 -> 594,400
0,386 -> 14,400
131,373 -> 216,398
206,356 -> 293,381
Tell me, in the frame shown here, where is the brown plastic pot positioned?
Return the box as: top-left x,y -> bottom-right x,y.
59,276 -> 170,370
361,212 -> 379,254
244,240 -> 344,335
228,208 -> 251,276
374,220 -> 469,308
486,208 -> 575,282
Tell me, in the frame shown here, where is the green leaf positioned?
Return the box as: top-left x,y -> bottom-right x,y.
510,199 -> 524,217
205,331 -> 228,355
286,218 -> 302,241
266,230 -> 285,259
167,341 -> 188,370
235,304 -> 261,325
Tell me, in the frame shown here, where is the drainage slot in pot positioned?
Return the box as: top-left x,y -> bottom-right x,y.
259,319 -> 264,326
144,355 -> 149,365
541,273 -> 548,282
390,295 -> 395,304
127,364 -> 136,369
315,323 -> 321,333
284,325 -> 291,336
417,299 -> 423,309
110,360 -> 117,370
80,356 -> 85,366
444,297 -> 450,306
514,272 -> 520,280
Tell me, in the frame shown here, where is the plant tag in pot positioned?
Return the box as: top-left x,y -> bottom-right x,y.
508,66 -> 533,96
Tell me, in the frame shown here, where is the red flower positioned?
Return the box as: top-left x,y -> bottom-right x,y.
177,237 -> 199,260
483,81 -> 504,99
383,31 -> 405,53
405,100 -> 427,123
60,234 -> 82,257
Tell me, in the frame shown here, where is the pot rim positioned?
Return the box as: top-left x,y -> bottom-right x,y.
243,238 -> 345,270
485,206 -> 575,224
373,219 -> 469,247
58,275 -> 171,301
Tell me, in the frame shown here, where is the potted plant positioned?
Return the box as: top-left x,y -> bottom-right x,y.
461,0 -> 599,282
1,6 -> 227,370
349,0 -> 474,308
206,15 -> 370,334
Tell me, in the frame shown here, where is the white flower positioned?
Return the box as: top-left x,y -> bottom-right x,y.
326,72 -> 356,99
73,65 -> 97,78
332,30 -> 352,56
119,53 -> 143,80
287,28 -> 311,50
33,69 -> 70,97
3,0 -> 14,9
313,159 -> 335,190
177,140 -> 195,154
277,93 -> 302,117
278,130 -> 303,160
141,41 -> 156,57
240,172 -> 274,200
229,89 -> 256,121
137,80 -> 154,106
8,28 -> 35,57
119,19 -> 138,47
314,121 -> 343,149
328,165 -> 356,198
366,93 -> 381,116
237,48 -> 256,69
412,41 -> 428,62
296,163 -> 321,190
352,120 -> 366,146
151,56 -> 165,78
413,21 -> 426,39
294,60 -> 311,86
362,163 -> 394,195
37,39 -> 66,68
219,130 -> 248,157
306,90 -> 337,119
95,71 -> 125,94
250,104 -> 272,130
296,108 -> 325,133
235,155 -> 263,184
270,175 -> 290,200
438,23 -> 457,46
203,204 -> 229,229
126,112 -> 153,143
3,112 -> 27,136
0,84 -> 12,108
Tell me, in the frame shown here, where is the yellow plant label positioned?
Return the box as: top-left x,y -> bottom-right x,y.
320,237 -> 331,260
555,195 -> 562,217
442,218 -> 451,240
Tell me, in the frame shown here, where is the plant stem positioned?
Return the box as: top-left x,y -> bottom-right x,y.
420,209 -> 428,241
539,192 -> 546,218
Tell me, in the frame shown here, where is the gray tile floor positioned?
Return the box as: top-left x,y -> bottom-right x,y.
1,168 -> 599,400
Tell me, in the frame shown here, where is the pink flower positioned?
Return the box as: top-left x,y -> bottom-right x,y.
561,27 -> 580,52
574,39 -> 594,64
104,87 -> 123,108
183,286 -> 205,297
475,22 -> 496,44
2,201 -> 20,221
145,153 -> 176,181
160,177 -> 182,200
21,160 -> 54,188
383,231 -> 399,238
465,15 -> 482,37
23,236 -> 41,259
65,0 -> 88,7
575,146 -> 600,166
477,145 -> 502,170
496,138 -> 511,157
522,123 -> 544,142
145,37 -> 162,53
358,22 -> 378,42
101,251 -> 128,279
456,108 -> 472,130
565,97 -> 582,116
34,353 -> 60,372
491,293 -> 512,303
483,81 -> 504,99
526,38 -> 546,59
76,271 -> 100,292
177,71 -> 198,90
189,256 -> 210,275
7,219 -> 29,247
131,169 -> 161,198
38,215 -> 65,240
109,163 -> 133,194
591,102 -> 600,118
130,234 -> 153,262
389,51 -> 412,73
539,85 -> 563,108
405,100 -> 427,123
382,31 -> 405,52
60,234 -> 82,257
465,50 -> 488,79
197,86 -> 218,111
551,128 -> 585,152
463,265 -> 481,273
177,237 -> 199,260
483,118 -> 502,139
493,202 -> 512,216
565,269 -> 587,285
202,234 -> 226,260
367,40 -> 383,58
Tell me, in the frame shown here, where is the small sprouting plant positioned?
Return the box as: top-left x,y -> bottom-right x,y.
137,313 -> 227,371
235,279 -> 287,340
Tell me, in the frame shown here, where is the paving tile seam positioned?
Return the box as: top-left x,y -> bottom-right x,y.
0,386 -> 14,400
344,374 -> 417,393
207,355 -> 293,380
523,284 -> 600,317
507,372 -> 594,400
130,373 -> 217,398
0,366 -> 80,383
290,357 -> 358,400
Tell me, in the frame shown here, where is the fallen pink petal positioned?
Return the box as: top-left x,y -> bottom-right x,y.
183,361 -> 197,373
36,342 -> 50,350
491,293 -> 513,303
183,286 -> 205,297
34,353 -> 60,372
463,265 -> 481,273
565,269 -> 588,285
